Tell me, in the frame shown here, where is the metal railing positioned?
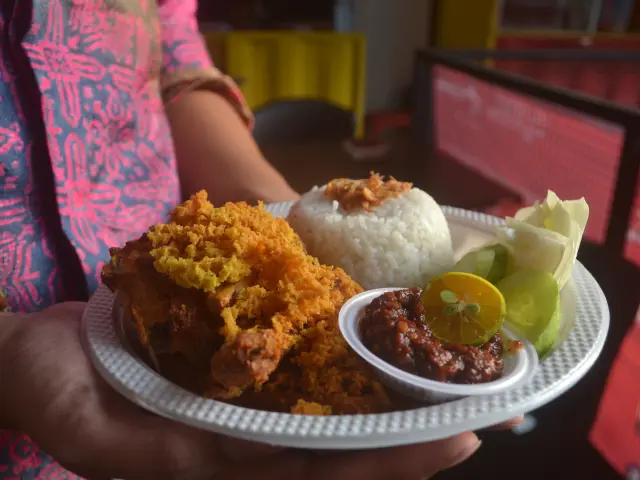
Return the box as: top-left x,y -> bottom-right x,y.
412,48 -> 640,256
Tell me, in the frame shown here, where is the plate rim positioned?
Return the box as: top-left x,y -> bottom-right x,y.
83,203 -> 610,449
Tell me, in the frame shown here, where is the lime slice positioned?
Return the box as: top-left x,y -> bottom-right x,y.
496,268 -> 561,357
453,245 -> 509,284
420,272 -> 506,345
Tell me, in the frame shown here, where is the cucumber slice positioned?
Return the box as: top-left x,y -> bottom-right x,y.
453,245 -> 509,284
496,268 -> 561,357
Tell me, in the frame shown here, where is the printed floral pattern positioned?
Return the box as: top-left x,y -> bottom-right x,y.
0,0 -> 233,477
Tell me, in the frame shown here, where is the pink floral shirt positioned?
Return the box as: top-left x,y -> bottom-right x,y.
0,0 -> 248,477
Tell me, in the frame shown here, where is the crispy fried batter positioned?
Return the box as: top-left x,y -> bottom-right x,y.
266,317 -> 391,414
324,171 -> 412,212
291,400 -> 332,416
102,191 -> 390,413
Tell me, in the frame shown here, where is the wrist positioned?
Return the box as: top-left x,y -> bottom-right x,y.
246,178 -> 300,205
0,312 -> 24,430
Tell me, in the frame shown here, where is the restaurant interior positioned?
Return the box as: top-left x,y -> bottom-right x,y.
196,1 -> 640,478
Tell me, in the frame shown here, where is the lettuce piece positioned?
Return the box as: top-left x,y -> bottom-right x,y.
498,191 -> 589,288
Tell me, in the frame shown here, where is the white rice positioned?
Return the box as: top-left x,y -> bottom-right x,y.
287,185 -> 455,289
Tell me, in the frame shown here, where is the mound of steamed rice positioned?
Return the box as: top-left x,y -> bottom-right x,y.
288,185 -> 455,289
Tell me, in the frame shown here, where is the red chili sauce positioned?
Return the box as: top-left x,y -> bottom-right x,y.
360,288 -> 507,384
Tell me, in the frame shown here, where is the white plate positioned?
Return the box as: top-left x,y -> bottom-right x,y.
83,202 -> 609,450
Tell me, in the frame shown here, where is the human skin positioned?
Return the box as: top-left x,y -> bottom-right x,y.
165,89 -> 300,205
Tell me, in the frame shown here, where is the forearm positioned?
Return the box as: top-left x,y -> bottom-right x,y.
165,90 -> 299,205
0,313 -> 21,430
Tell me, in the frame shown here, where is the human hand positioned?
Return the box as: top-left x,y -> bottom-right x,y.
0,302 -> 511,479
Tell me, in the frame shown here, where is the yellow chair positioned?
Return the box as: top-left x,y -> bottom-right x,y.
206,31 -> 366,139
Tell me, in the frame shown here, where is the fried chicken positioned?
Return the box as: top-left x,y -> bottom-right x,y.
207,329 -> 284,399
102,191 -> 389,413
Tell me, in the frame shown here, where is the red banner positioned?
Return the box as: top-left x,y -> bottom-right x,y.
495,36 -> 640,108
434,65 -> 640,266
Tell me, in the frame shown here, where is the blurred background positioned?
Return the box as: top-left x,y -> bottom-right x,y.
197,0 -> 640,268
195,5 -> 640,475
